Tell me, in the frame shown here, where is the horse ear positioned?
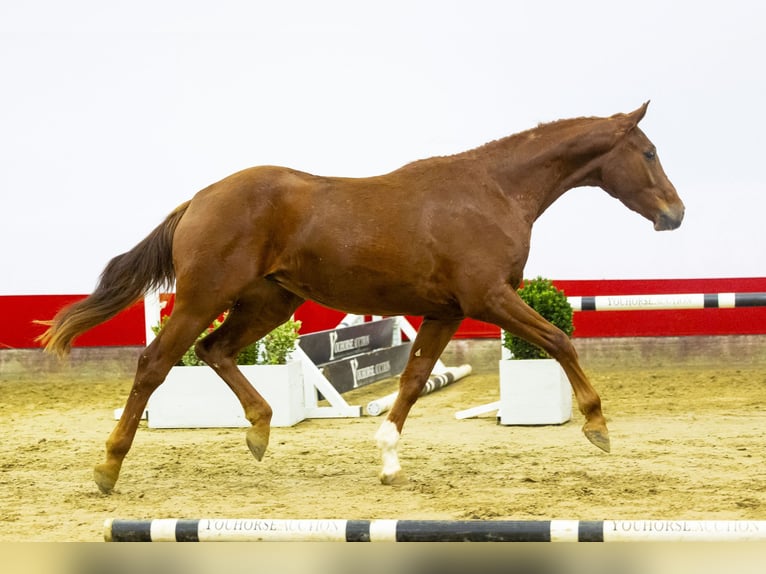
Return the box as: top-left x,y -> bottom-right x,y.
580,103 -> 650,155
611,101 -> 649,137
628,101 -> 650,125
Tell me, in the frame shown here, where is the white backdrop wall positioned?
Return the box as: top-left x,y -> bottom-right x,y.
2,1 -> 764,295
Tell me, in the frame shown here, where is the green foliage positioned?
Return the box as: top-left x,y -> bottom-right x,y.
152,315 -> 302,366
502,277 -> 574,360
257,317 -> 303,365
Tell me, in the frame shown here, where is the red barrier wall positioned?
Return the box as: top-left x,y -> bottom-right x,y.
1,295 -> 148,349
3,277 -> 765,349
556,277 -> 766,338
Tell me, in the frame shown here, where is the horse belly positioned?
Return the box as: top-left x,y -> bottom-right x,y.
271,256 -> 459,318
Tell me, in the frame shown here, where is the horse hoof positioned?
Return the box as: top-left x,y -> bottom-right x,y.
379,470 -> 409,486
583,426 -> 611,453
94,464 -> 118,494
246,426 -> 270,461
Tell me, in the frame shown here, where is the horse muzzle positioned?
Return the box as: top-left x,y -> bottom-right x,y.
654,205 -> 685,231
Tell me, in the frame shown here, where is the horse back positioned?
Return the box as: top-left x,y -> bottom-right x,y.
173,163 -> 527,316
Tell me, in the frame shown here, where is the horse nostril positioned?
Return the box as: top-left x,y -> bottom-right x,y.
673,204 -> 685,226
655,211 -> 683,231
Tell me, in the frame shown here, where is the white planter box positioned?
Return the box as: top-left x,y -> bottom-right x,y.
498,358 -> 572,425
148,361 -> 305,428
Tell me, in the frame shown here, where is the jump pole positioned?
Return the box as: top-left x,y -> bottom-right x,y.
365,364 -> 472,416
567,291 -> 766,311
104,518 -> 766,542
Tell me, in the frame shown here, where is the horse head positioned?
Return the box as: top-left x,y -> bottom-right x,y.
598,102 -> 685,231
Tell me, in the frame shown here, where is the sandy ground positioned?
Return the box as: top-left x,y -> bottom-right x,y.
1,353 -> 765,542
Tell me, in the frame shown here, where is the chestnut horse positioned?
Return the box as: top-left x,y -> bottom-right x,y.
39,102 -> 684,493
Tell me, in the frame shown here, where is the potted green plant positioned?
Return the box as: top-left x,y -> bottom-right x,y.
502,277 -> 574,359
498,277 -> 574,425
148,316 -> 306,428
152,315 -> 302,367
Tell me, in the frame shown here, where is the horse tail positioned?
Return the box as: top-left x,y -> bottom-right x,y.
36,200 -> 191,356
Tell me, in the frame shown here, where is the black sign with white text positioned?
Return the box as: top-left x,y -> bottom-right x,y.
320,342 -> 413,394
298,318 -> 396,366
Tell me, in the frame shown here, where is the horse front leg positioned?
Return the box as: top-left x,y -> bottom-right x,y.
376,318 -> 461,485
476,285 -> 610,453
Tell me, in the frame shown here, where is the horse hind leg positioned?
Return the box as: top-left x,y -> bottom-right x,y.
193,285 -> 303,463
376,317 -> 461,485
94,307 -> 221,493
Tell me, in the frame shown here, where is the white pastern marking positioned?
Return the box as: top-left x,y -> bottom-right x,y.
375,420 -> 402,477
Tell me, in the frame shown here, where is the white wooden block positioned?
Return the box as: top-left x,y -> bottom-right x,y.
498,359 -> 572,425
148,361 -> 305,428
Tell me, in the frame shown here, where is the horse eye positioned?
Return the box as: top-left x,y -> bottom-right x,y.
644,150 -> 656,160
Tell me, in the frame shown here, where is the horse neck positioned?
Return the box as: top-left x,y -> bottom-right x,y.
478,118 -> 611,222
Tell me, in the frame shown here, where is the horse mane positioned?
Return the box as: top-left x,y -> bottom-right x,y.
468,115 -> 602,156
400,115 -> 604,171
